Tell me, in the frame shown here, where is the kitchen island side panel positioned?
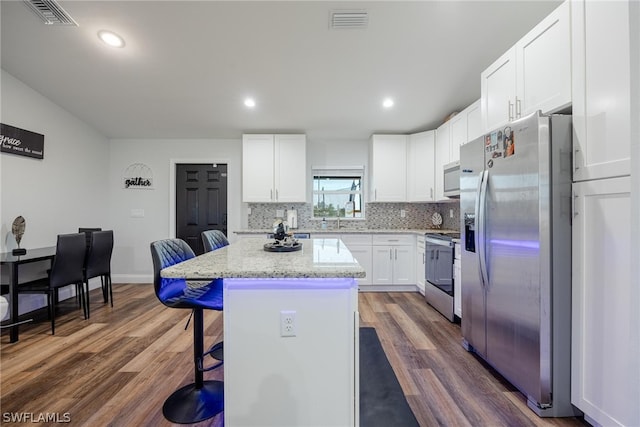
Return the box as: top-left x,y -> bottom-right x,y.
223,278 -> 358,427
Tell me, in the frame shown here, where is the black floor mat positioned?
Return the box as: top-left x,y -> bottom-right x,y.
360,327 -> 420,427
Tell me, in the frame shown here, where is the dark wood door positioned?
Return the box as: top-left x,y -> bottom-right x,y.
176,163 -> 228,255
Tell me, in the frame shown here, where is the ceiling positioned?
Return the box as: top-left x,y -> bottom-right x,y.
1,0 -> 562,141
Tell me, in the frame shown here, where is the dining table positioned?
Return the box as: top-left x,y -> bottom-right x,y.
0,246 -> 56,342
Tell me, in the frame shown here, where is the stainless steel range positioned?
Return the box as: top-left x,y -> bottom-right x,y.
424,233 -> 459,322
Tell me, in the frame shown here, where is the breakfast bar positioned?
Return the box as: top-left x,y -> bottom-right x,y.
161,237 -> 365,426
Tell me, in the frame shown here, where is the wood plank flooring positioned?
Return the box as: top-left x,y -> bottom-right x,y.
1,284 -> 589,427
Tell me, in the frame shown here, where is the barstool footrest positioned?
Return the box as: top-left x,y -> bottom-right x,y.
162,380 -> 224,424
206,340 -> 224,361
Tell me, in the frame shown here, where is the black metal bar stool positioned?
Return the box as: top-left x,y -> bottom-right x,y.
150,238 -> 224,424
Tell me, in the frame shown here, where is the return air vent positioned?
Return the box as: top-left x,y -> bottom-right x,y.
24,0 -> 78,26
330,10 -> 369,29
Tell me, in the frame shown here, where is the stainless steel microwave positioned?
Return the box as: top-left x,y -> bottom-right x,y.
443,161 -> 460,197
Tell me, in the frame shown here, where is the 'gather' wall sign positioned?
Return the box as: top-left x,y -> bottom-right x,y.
122,163 -> 154,189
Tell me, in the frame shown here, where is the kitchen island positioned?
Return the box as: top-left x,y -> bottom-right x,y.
161,237 -> 364,427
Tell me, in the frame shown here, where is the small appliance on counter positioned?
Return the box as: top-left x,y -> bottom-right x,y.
287,207 -> 298,229
264,220 -> 302,252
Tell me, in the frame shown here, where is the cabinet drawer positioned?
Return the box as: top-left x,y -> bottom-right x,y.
340,234 -> 373,246
372,235 -> 414,246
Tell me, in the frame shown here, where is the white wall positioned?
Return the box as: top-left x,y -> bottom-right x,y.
1,70 -> 110,313
108,138 -> 242,283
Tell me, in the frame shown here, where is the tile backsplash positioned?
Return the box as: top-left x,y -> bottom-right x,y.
247,202 -> 460,231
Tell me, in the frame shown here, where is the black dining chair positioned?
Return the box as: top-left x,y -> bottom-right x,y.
201,229 -> 229,253
83,230 -> 114,317
17,233 -> 87,335
150,238 -> 224,424
78,227 -> 102,248
78,228 -> 102,307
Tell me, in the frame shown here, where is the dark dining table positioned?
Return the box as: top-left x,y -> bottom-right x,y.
0,247 -> 56,342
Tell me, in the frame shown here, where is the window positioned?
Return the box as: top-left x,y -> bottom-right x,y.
312,168 -> 364,219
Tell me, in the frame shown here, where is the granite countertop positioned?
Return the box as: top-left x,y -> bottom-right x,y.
161,237 -> 366,280
234,228 -> 459,236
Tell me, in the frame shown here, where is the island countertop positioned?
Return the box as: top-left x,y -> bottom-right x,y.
161,237 -> 366,280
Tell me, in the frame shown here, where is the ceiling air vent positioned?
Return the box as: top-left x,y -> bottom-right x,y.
24,0 -> 78,26
330,10 -> 369,29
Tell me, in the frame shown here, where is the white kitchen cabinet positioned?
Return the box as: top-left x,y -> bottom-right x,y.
449,112 -> 466,164
369,135 -> 407,202
407,130 -> 436,202
416,235 -> 426,294
450,99 -> 483,163
571,0 -> 631,181
371,235 -> 415,288
340,234 -> 373,287
481,1 -> 570,131
242,134 -> 306,203
571,177 -> 639,427
434,121 -> 451,201
465,99 -> 483,142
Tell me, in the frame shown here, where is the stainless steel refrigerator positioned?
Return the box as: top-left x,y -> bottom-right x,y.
460,111 -> 578,417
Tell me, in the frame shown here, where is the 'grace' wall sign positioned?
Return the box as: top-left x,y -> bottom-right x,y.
122,163 -> 154,189
0,123 -> 44,160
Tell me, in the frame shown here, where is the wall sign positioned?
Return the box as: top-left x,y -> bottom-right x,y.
122,163 -> 154,189
0,123 -> 45,159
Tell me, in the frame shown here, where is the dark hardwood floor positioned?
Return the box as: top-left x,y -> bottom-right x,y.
1,284 -> 589,426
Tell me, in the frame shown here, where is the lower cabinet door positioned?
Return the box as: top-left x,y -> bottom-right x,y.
572,176 -> 638,427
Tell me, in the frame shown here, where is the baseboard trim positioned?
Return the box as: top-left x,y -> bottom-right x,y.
112,274 -> 152,284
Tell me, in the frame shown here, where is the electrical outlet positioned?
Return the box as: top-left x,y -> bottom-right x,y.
400,209 -> 406,218
450,209 -> 454,218
280,310 -> 296,337
276,209 -> 285,218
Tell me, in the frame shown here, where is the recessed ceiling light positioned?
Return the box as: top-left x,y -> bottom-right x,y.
98,30 -> 125,48
382,98 -> 394,108
244,98 -> 256,108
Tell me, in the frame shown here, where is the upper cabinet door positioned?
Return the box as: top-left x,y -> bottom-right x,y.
274,134 -> 307,203
434,121 -> 451,201
481,47 -> 517,132
516,0 -> 571,117
571,0 -> 631,181
407,130 -> 435,202
242,134 -> 275,202
449,112 -> 467,163
370,135 -> 407,202
465,99 -> 483,142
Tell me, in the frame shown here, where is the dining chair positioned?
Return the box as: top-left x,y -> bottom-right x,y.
83,230 -> 114,317
201,229 -> 229,253
78,227 -> 102,248
17,233 -> 87,335
150,238 -> 224,424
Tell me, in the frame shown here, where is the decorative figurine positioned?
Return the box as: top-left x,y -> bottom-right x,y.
11,216 -> 26,255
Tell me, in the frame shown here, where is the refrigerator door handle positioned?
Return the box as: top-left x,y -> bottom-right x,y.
478,170 -> 490,287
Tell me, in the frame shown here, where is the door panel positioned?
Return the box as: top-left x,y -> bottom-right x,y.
484,113 -> 546,404
176,164 -> 228,255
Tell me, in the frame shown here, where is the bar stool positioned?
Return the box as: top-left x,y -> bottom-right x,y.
201,229 -> 229,252
201,229 -> 229,361
150,238 -> 224,424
